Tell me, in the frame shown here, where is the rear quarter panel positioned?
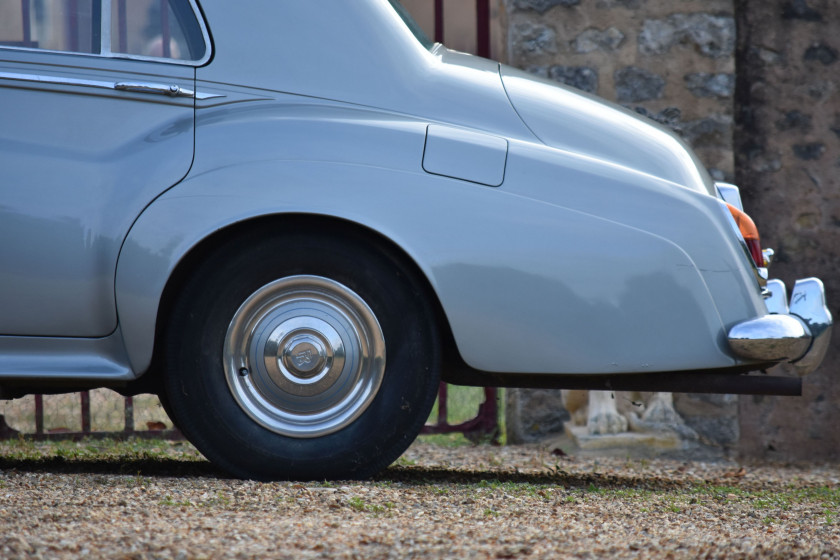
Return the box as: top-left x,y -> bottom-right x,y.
116,96 -> 745,376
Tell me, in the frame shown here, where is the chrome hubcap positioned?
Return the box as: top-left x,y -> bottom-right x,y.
263,316 -> 346,397
224,275 -> 385,438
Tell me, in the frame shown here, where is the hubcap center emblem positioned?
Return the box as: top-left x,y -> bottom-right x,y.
282,337 -> 327,378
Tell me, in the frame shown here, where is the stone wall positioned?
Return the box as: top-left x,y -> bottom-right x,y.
734,0 -> 840,461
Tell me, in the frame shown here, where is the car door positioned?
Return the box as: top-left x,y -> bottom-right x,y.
0,0 -> 210,337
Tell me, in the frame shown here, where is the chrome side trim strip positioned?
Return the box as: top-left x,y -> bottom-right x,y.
194,90 -> 226,100
0,70 -> 115,91
0,71 -> 224,100
113,81 -> 223,100
114,81 -> 207,98
115,81 -> 186,96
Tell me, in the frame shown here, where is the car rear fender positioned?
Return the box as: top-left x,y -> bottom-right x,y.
116,156 -> 734,377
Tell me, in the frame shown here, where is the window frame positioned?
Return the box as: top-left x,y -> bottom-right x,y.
0,0 -> 212,66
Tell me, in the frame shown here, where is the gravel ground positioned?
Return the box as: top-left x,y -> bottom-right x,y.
0,440 -> 838,559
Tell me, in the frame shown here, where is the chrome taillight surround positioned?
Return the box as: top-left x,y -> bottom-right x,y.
715,183 -> 769,288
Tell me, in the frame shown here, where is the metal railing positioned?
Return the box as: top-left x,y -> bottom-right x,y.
0,392 -> 182,441
421,385 -> 499,442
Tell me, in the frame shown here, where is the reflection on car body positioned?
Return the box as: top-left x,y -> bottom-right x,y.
0,0 -> 831,479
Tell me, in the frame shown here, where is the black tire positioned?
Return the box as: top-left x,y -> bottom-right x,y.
155,390 -> 179,431
162,229 -> 440,480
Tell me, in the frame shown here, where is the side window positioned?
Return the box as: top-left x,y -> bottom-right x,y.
110,0 -> 206,61
0,0 -> 98,54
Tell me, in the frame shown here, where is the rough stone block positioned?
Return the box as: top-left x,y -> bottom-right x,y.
782,0 -> 823,21
775,110 -> 812,132
614,66 -> 665,102
524,65 -> 550,78
793,143 -> 826,161
572,27 -> 625,53
674,393 -> 739,447
565,425 -> 682,451
681,115 -> 733,148
830,116 -> 840,139
548,65 -> 599,93
756,47 -> 783,65
511,21 -> 558,57
803,43 -> 838,65
685,73 -> 735,98
748,151 -> 782,173
594,0 -> 644,8
508,0 -> 580,13
639,14 -> 735,59
632,106 -> 682,128
682,416 -> 739,446
505,388 -> 569,444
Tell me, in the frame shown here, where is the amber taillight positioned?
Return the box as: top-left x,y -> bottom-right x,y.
726,203 -> 764,266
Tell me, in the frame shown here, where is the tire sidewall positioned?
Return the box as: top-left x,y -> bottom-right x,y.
164,231 -> 440,480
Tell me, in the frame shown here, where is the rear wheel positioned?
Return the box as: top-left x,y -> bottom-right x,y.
163,230 -> 440,480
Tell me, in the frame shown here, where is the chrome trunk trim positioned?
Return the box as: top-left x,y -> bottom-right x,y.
764,278 -> 789,314
790,278 -> 833,376
716,182 -> 744,211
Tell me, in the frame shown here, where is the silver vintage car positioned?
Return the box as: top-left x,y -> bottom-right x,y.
0,0 -> 831,479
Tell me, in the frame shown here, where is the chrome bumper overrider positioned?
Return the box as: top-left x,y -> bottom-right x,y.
728,278 -> 832,376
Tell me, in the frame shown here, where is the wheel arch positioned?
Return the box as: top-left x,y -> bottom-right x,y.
132,213 -> 460,386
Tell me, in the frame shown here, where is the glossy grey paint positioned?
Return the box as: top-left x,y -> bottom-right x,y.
193,1 -> 533,142
0,0 -> 808,385
422,125 -> 508,187
501,67 -> 713,196
117,95 -> 745,375
0,50 -> 194,336
0,330 -> 132,381
111,0 -> 776,377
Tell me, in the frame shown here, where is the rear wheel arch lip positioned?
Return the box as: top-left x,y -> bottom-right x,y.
119,212 -> 456,381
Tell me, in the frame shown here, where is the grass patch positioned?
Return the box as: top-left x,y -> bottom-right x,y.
416,433 -> 474,447
0,437 -> 217,477
347,496 -> 391,515
1,436 -> 837,530
159,495 -> 193,507
0,437 -> 202,462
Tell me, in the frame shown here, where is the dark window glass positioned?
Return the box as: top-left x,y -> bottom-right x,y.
110,0 -> 205,61
0,0 -> 98,54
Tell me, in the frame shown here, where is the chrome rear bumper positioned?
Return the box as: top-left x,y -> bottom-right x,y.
728,278 -> 832,376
